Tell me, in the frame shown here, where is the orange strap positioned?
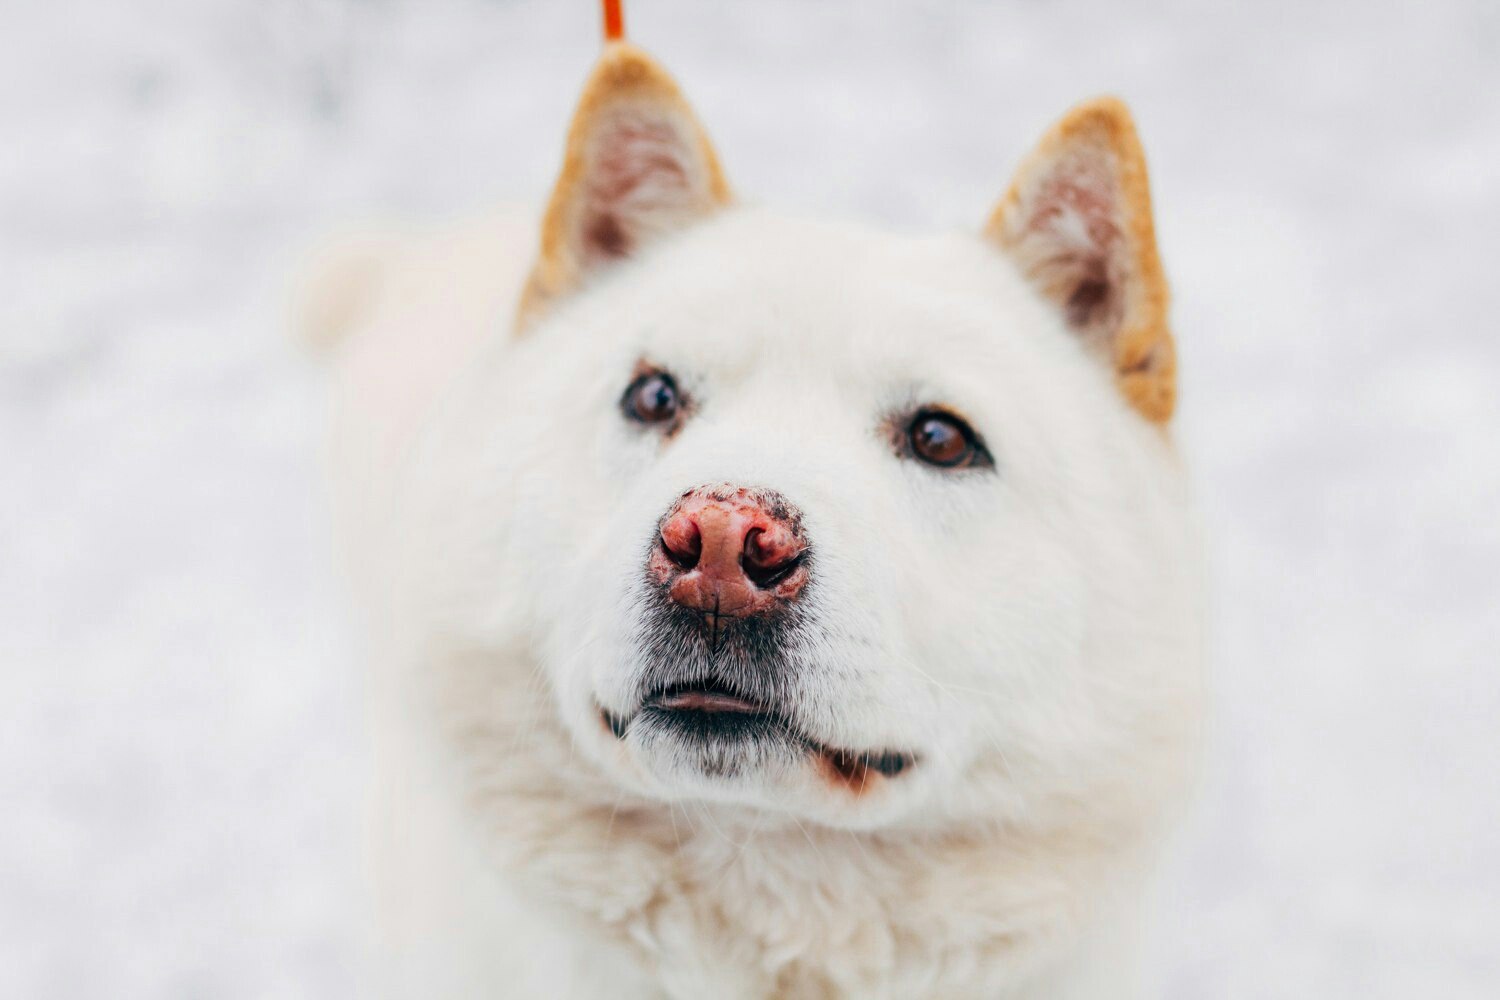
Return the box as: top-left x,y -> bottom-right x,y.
602,0 -> 625,41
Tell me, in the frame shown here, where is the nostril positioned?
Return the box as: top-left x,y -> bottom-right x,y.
742,526 -> 802,588
660,516 -> 702,570
743,527 -> 771,568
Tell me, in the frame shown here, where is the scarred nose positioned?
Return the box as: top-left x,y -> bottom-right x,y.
649,486 -> 808,617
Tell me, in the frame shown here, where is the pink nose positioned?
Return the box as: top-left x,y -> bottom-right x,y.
649,487 -> 808,617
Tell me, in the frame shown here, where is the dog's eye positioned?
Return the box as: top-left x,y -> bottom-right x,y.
907,410 -> 988,469
622,371 -> 681,426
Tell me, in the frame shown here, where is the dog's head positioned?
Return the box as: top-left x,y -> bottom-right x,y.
431,44 -> 1200,833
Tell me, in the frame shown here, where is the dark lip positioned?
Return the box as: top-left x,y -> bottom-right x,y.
600,680 -> 917,781
649,683 -> 766,715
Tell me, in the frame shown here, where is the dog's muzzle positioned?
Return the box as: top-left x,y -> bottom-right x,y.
602,483 -> 916,792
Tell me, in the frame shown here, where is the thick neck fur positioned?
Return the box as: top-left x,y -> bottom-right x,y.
420,644 -> 1154,999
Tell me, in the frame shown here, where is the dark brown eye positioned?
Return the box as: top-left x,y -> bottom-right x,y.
622,371 -> 681,425
907,410 -> 986,469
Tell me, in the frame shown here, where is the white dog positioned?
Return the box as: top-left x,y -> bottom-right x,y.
306,37 -> 1203,1000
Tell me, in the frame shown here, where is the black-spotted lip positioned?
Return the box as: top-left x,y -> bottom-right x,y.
600,681 -> 916,780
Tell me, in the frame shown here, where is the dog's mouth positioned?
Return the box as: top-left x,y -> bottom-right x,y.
601,680 -> 916,790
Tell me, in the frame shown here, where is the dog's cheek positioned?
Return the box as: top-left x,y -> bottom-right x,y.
867,471 -> 1086,778
522,452 -> 664,712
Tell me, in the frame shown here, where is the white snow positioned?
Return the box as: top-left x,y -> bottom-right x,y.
3,1 -> 1497,996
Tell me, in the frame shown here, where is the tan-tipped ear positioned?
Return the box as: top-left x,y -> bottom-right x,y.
986,97 -> 1175,423
516,42 -> 731,331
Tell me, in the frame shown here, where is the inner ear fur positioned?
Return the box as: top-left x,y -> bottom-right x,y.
516,42 -> 731,331
985,97 -> 1175,423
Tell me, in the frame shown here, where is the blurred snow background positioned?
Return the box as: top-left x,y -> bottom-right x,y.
3,0 -> 1498,996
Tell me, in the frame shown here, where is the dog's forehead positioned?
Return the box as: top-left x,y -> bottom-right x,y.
607,210 -> 1048,391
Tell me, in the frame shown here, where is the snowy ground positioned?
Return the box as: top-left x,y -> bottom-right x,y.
3,1 -> 1498,997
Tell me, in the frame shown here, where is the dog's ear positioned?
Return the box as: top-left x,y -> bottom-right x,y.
516,42 -> 731,331
985,98 -> 1175,423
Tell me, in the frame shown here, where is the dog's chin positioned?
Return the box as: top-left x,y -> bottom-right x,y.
598,681 -> 917,805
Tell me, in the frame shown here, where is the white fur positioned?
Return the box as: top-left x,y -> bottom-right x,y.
316,203 -> 1203,998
